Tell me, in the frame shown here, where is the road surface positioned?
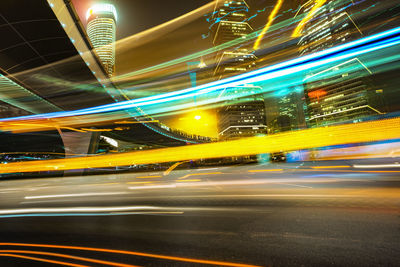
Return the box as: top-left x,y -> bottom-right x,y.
0,161 -> 399,266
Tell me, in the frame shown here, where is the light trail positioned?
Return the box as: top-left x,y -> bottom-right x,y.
253,0 -> 283,50
292,0 -> 327,37
0,253 -> 87,267
0,243 -> 260,267
311,166 -> 350,169
0,206 -> 164,215
0,26 -> 399,126
0,250 -> 137,267
0,212 -> 183,218
353,164 -> 400,169
24,192 -> 128,200
0,116 -> 399,174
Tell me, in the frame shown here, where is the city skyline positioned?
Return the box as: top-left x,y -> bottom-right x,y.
212,0 -> 267,140
0,2 -> 399,265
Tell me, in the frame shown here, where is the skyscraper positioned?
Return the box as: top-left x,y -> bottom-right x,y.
86,3 -> 117,77
211,0 -> 267,140
270,87 -> 306,133
212,0 -> 256,78
297,0 -> 384,127
217,85 -> 267,139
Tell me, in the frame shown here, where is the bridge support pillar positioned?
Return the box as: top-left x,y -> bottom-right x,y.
60,131 -> 100,175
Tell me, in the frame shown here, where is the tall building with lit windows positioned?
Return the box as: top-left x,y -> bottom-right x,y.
217,85 -> 267,139
212,0 -> 256,78
270,87 -> 307,133
297,0 -> 384,127
211,0 -> 267,140
86,3 -> 117,77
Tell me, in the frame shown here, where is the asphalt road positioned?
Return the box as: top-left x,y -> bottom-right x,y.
0,161 -> 399,266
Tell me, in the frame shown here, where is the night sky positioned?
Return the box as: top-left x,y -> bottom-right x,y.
69,0 -> 300,74
71,0 -> 211,40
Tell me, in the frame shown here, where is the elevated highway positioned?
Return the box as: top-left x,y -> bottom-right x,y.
0,0 -> 212,154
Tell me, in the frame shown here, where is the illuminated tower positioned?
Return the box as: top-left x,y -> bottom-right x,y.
212,0 -> 256,78
86,3 -> 117,77
211,0 -> 267,140
297,0 -> 384,127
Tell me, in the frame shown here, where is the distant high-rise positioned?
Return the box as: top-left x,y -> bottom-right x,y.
297,0 -> 384,127
212,0 -> 256,78
211,0 -> 267,140
270,88 -> 306,133
86,3 -> 117,77
217,85 -> 267,139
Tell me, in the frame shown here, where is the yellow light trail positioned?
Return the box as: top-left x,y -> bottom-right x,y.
311,166 -> 350,169
115,120 -> 159,124
163,161 -> 188,176
253,0 -> 284,50
0,113 -> 160,134
292,0 -> 327,37
0,117 -> 399,174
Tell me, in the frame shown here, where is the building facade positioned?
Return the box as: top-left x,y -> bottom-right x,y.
270,87 -> 306,133
297,0 -> 385,127
211,0 -> 267,140
86,3 -> 117,77
217,85 -> 267,139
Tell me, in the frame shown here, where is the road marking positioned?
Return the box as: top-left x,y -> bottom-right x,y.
128,178 -> 335,191
178,172 -> 222,180
127,181 -> 154,185
311,166 -> 350,169
136,175 -> 162,179
163,161 -> 188,176
175,179 -> 201,182
248,169 -> 283,173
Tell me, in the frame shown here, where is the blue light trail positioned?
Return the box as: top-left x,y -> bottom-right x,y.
1,26 -> 400,122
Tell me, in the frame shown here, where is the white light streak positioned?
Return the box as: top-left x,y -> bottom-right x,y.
0,206 -> 164,215
24,192 -> 127,200
353,164 -> 400,169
